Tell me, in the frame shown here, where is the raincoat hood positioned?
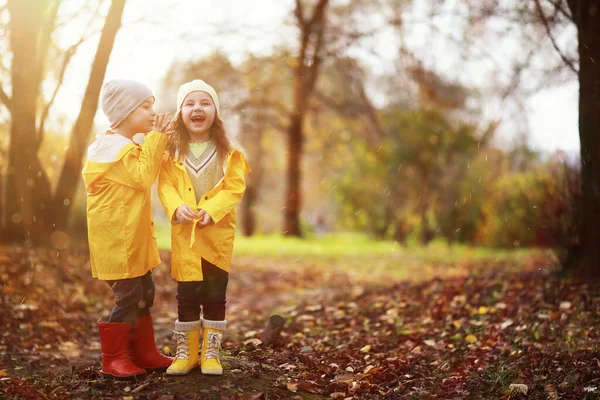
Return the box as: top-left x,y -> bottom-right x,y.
82,133 -> 136,188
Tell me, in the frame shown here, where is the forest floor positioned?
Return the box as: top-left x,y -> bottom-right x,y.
1,237 -> 599,399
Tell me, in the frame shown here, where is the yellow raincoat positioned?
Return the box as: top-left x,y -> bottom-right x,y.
158,148 -> 250,281
82,131 -> 167,280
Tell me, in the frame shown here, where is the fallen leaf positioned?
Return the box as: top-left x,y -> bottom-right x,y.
348,381 -> 361,395
559,301 -> 571,310
360,345 -> 371,353
243,338 -> 262,347
131,383 -> 150,393
546,384 -> 559,400
297,380 -> 322,394
333,373 -> 354,382
424,339 -> 436,347
464,335 -> 477,344
287,382 -> 298,393
508,383 -> 528,395
500,319 -> 514,330
244,330 -> 258,338
58,341 -> 81,358
0,370 -> 6,377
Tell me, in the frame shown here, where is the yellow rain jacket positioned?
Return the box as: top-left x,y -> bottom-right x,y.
82,131 -> 167,280
158,148 -> 250,281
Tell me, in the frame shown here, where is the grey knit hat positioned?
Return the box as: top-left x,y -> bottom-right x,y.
101,79 -> 154,129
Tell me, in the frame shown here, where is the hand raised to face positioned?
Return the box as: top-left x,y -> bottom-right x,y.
153,113 -> 175,135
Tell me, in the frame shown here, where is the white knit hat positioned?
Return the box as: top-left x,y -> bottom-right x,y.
101,79 -> 154,129
176,79 -> 220,116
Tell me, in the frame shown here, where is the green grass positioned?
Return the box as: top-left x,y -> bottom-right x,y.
154,223 -> 555,283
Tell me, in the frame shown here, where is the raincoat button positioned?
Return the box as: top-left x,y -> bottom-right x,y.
188,188 -> 192,191
179,162 -> 183,166
205,196 -> 208,200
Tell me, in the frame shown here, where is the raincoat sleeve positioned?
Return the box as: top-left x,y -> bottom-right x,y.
201,152 -> 251,224
112,131 -> 168,190
158,160 -> 186,222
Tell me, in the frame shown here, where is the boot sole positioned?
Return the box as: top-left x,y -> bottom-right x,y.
201,369 -> 223,375
166,366 -> 198,376
102,372 -> 146,380
144,365 -> 170,373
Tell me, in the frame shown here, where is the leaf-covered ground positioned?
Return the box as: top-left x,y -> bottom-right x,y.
1,243 -> 600,399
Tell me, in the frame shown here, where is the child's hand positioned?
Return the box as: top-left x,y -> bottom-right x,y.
195,209 -> 214,228
174,205 -> 197,224
153,113 -> 174,135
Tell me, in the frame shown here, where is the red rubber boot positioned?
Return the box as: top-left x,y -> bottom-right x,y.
98,321 -> 146,379
131,315 -> 173,371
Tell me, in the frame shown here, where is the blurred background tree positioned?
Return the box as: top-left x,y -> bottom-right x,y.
0,0 -> 126,244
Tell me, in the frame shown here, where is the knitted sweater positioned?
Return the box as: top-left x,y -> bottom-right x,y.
184,140 -> 224,204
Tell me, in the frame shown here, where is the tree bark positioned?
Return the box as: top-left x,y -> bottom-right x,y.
285,113 -> 305,236
566,0 -> 600,278
51,0 -> 126,231
4,0 -> 54,243
284,0 -> 329,237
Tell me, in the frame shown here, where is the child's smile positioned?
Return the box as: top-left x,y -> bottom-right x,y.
182,91 -> 216,139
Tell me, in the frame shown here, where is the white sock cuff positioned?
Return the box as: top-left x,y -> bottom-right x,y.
202,319 -> 227,330
174,319 -> 201,331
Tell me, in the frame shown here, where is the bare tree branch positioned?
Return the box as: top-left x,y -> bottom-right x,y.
306,0 -> 329,31
35,0 -> 62,91
37,38 -> 84,141
534,0 -> 578,74
545,0 -> 574,22
0,85 -> 11,112
295,0 -> 306,26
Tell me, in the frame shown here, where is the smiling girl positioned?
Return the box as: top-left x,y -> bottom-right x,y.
158,80 -> 250,376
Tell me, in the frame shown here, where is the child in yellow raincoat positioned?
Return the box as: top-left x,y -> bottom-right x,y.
82,79 -> 174,379
158,80 -> 250,376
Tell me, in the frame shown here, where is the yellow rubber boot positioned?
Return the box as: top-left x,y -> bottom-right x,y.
200,319 -> 226,375
166,320 -> 201,376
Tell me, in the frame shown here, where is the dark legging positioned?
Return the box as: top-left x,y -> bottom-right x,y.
105,271 -> 155,322
177,259 -> 229,322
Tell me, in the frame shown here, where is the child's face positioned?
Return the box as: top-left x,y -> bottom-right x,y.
181,91 -> 216,138
121,97 -> 156,134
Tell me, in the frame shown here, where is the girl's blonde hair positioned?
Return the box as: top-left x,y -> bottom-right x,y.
168,109 -> 233,167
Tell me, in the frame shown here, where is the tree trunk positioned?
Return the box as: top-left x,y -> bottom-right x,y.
242,184 -> 258,236
283,0 -> 329,237
284,113 -> 304,236
3,0 -> 53,243
567,0 -> 600,278
51,0 -> 126,231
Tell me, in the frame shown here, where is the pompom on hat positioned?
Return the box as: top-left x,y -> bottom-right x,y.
101,79 -> 154,130
176,79 -> 220,116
